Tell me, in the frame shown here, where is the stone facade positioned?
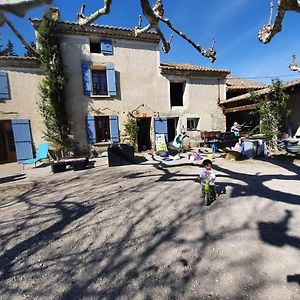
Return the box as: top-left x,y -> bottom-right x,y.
0,20 -> 229,162
49,21 -> 228,152
0,57 -> 44,144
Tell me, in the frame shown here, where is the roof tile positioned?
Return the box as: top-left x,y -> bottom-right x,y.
160,62 -> 229,76
226,76 -> 267,91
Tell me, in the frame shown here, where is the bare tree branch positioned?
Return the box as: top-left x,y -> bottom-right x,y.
289,55 -> 300,72
137,0 -> 216,61
258,0 -> 300,44
3,16 -> 37,56
159,17 -> 216,62
0,0 -> 53,22
77,0 -> 112,26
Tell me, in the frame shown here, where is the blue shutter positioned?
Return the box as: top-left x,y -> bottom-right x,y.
0,71 -> 9,99
86,115 -> 96,144
11,119 -> 33,162
154,117 -> 168,143
81,62 -> 92,96
100,39 -> 113,55
106,63 -> 117,96
109,115 -> 119,143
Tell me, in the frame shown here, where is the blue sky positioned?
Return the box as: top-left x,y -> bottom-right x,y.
1,0 -> 300,83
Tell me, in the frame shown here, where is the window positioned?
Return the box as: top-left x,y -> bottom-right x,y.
86,115 -> 119,144
81,63 -> 116,97
187,118 -> 199,131
90,41 -> 101,53
92,69 -> 108,96
90,39 -> 113,55
0,71 -> 10,100
95,116 -> 110,142
170,82 -> 184,106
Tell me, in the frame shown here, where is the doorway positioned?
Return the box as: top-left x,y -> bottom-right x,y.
167,118 -> 178,143
0,120 -> 16,164
137,117 -> 151,152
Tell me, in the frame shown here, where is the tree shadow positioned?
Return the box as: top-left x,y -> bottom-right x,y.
0,174 -> 26,184
258,210 -> 300,248
0,159 -> 293,299
257,209 -> 300,288
287,274 -> 300,285
213,162 -> 300,205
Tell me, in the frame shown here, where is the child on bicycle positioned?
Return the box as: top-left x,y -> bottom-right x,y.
199,159 -> 216,200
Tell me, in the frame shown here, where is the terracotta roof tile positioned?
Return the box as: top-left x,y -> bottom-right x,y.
226,76 -> 267,91
0,56 -> 40,68
30,19 -> 160,43
221,77 -> 300,104
160,62 -> 230,76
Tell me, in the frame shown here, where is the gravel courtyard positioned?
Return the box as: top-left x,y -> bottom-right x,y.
0,155 -> 299,300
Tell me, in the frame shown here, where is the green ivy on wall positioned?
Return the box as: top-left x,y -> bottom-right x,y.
37,9 -> 72,157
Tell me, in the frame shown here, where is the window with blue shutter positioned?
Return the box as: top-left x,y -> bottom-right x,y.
92,69 -> 108,95
109,115 -> 119,142
0,71 -> 10,100
86,115 -> 96,144
81,62 -> 92,96
100,39 -> 113,55
11,119 -> 33,162
106,63 -> 117,96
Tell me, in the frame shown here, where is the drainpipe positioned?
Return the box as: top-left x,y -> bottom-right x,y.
217,78 -> 221,104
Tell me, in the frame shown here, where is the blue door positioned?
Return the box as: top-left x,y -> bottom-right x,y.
154,117 -> 168,149
11,119 -> 33,162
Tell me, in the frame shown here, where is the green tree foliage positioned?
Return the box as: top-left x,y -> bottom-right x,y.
24,41 -> 37,57
123,113 -> 138,150
37,9 -> 72,157
250,79 -> 290,148
0,40 -> 17,56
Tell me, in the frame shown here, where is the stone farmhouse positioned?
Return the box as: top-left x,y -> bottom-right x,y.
221,77 -> 300,137
0,19 -> 230,163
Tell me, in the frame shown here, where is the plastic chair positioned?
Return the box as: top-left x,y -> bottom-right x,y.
21,143 -> 49,169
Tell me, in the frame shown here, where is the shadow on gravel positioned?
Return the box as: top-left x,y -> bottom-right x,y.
0,173 -> 26,184
0,160 -> 274,299
213,159 -> 300,205
0,187 -> 94,282
257,209 -> 300,287
258,210 -> 300,249
287,274 -> 300,285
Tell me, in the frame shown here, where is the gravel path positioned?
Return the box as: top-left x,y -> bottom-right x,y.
0,155 -> 299,299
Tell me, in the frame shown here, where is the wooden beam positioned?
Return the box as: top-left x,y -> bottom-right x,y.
224,104 -> 258,114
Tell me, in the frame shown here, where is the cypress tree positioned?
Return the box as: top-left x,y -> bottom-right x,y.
0,40 -> 17,56
24,41 -> 37,57
37,9 -> 72,157
5,40 -> 17,56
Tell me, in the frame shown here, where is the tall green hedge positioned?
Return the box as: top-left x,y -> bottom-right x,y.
37,9 -> 72,157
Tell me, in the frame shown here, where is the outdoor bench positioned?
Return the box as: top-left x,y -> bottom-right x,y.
51,157 -> 95,173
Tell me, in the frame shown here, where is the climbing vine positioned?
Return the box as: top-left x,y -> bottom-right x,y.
123,112 -> 139,150
250,79 -> 290,148
37,9 -> 72,157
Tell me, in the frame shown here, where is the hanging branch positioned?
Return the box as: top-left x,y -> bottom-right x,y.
3,16 -> 37,56
77,0 -> 216,62
289,55 -> 300,72
159,17 -> 216,62
77,0 -> 112,25
136,0 -> 216,62
258,0 -> 300,44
